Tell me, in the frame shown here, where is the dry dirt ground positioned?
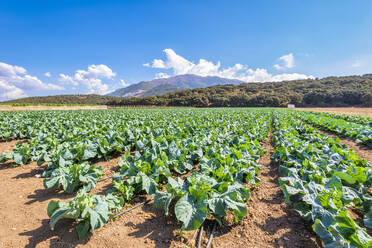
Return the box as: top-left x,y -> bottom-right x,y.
0,105 -> 107,111
296,107 -> 372,117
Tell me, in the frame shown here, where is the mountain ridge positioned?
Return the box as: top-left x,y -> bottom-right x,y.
2,74 -> 371,108
107,74 -> 372,107
108,74 -> 246,97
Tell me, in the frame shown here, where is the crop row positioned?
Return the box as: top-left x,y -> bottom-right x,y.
1,109 -> 371,246
0,109 -> 272,239
0,109 -> 263,192
272,112 -> 371,247
48,110 -> 271,238
316,112 -> 372,127
294,111 -> 372,148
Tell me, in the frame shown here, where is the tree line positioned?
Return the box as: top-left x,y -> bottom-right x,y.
4,74 -> 372,107
107,74 -> 372,107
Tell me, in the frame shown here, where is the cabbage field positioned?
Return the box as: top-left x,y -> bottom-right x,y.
0,108 -> 371,248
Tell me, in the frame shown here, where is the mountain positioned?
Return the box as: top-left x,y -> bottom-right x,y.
108,74 -> 246,97
3,74 -> 371,108
107,74 -> 372,107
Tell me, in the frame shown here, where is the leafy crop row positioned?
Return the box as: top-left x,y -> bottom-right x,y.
1,108 -> 370,245
272,112 -> 372,247
317,112 -> 372,127
295,111 -> 372,148
2,109 -> 266,193
46,110 -> 271,238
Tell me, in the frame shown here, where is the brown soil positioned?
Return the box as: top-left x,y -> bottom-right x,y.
0,141 -> 73,247
314,129 -> 372,162
347,208 -> 372,236
0,137 -> 323,248
209,134 -> 322,248
0,105 -> 107,111
296,108 -> 372,117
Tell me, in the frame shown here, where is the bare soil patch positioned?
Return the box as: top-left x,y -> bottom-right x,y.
0,139 -> 24,152
0,146 -> 75,247
296,107 -> 372,117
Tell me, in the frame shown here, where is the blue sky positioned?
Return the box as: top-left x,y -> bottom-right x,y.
1,0 -> 372,100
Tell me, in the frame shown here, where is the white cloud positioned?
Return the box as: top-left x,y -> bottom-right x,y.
274,53 -> 294,70
155,72 -> 170,79
0,63 -> 26,76
76,64 -> 116,80
273,64 -> 282,70
145,49 -> 313,82
120,79 -> 130,88
152,59 -> 167,69
58,73 -> 78,86
0,80 -> 28,100
0,62 -> 64,101
58,64 -> 116,94
44,72 -> 51,77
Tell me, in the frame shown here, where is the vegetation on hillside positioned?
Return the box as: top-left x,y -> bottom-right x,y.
2,94 -> 121,105
2,74 -> 372,107
108,75 -> 372,107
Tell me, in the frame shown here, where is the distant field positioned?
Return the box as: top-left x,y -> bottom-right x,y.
0,105 -> 108,111
297,107 -> 372,116
1,105 -> 372,116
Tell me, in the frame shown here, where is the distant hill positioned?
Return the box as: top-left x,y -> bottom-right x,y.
108,74 -> 246,97
107,74 -> 372,107
2,94 -> 121,105
3,74 -> 372,107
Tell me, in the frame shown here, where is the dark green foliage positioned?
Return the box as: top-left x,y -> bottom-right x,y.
108,74 -> 372,107
2,94 -> 121,105
2,74 -> 371,107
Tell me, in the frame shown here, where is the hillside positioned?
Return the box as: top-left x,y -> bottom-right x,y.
108,74 -> 246,97
107,74 -> 372,107
2,94 -> 121,105
2,74 -> 372,107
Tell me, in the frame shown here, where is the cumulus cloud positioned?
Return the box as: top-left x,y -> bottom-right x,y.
155,72 -> 170,79
58,73 -> 78,86
274,53 -> 295,70
0,80 -> 28,99
120,79 -> 131,88
58,64 -> 116,94
44,72 -> 51,77
0,62 -> 64,101
145,49 -> 313,82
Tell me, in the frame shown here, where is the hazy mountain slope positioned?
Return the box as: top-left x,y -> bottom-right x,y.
108,74 -> 246,97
